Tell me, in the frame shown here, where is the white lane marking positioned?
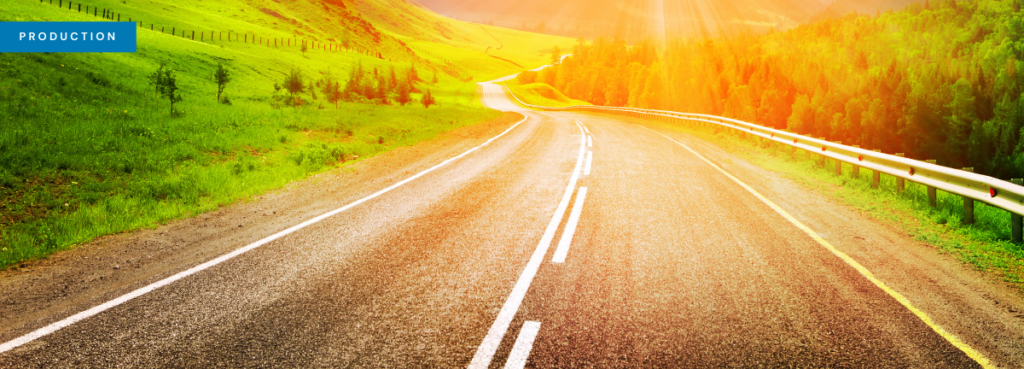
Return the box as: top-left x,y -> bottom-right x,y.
503,321 -> 542,369
468,121 -> 588,368
636,125 -> 993,368
552,187 -> 588,263
0,114 -> 533,355
587,135 -> 593,148
581,123 -> 590,135
585,151 -> 593,176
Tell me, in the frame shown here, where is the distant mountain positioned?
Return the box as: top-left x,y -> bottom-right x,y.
413,0 -> 832,40
811,0 -> 925,22
413,0 -> 925,40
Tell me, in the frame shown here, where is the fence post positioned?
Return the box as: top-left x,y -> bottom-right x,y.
191,31 -> 195,40
925,160 -> 937,207
172,27 -> 175,36
59,0 -> 61,8
895,153 -> 906,193
872,149 -> 882,188
1013,179 -> 1023,243
963,167 -> 975,225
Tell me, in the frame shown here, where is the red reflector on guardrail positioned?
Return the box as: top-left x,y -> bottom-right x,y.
991,188 -> 998,197
858,155 -> 863,162
909,167 -> 915,175
822,146 -> 827,152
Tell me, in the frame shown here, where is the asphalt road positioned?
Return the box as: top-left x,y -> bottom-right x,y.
1,81 -> 1023,368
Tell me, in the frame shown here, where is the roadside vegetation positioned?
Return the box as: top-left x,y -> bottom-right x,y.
604,113 -> 1024,289
537,0 -> 1024,179
0,0 -> 573,269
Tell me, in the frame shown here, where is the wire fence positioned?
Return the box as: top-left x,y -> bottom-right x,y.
35,0 -> 385,58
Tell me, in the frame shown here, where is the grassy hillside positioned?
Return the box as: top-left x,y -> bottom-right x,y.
0,0 -> 572,269
349,0 -> 576,81
503,81 -> 590,108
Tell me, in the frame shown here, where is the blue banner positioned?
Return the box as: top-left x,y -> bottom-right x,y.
0,22 -> 137,53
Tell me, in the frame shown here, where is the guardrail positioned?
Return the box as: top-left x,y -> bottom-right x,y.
501,84 -> 1024,243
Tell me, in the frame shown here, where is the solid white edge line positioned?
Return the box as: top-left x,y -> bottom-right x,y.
503,321 -> 542,369
585,151 -> 593,176
468,120 -> 587,368
634,124 -> 993,368
0,113 -> 532,355
551,187 -> 587,263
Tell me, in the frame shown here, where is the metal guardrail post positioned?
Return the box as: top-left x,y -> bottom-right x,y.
851,145 -> 861,178
963,167 -> 975,225
1013,179 -> 1023,243
872,150 -> 882,188
895,153 -> 906,193
835,142 -> 842,176
926,160 -> 938,207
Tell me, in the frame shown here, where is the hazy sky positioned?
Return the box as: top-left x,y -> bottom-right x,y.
413,0 -> 921,39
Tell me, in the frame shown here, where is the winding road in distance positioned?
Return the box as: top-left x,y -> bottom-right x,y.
2,76 -> 1023,368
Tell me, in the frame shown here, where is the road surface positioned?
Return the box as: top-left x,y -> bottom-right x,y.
1,80 -> 1023,368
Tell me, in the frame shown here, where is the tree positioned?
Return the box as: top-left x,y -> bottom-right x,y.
283,67 -> 305,104
787,95 -> 814,133
551,45 -> 562,65
301,42 -> 308,56
407,65 -> 421,84
155,67 -> 183,114
149,64 -> 166,95
389,66 -> 399,93
396,78 -> 412,106
214,64 -> 231,103
421,89 -> 436,108
432,71 -> 438,84
344,62 -> 365,100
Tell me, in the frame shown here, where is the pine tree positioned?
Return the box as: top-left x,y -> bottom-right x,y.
214,64 -> 231,103
283,67 -> 305,105
421,89 -> 436,108
396,78 -> 412,106
156,67 -> 183,114
389,66 -> 399,93
344,62 -> 365,100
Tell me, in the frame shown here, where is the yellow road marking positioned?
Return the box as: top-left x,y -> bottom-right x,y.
639,126 -> 992,368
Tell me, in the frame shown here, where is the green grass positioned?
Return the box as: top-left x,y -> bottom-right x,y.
624,116 -> 1024,288
0,0 -> 575,269
503,80 -> 591,108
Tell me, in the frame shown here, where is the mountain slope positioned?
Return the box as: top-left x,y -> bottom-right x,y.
0,0 -> 573,268
414,0 -> 835,40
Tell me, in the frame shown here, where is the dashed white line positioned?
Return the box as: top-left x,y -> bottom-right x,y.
0,114 -> 533,355
552,187 -> 587,263
503,321 -> 542,369
585,151 -> 593,176
468,121 -> 588,368
588,135 -> 593,148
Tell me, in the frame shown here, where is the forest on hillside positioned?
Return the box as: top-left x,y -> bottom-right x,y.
524,0 -> 1024,178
